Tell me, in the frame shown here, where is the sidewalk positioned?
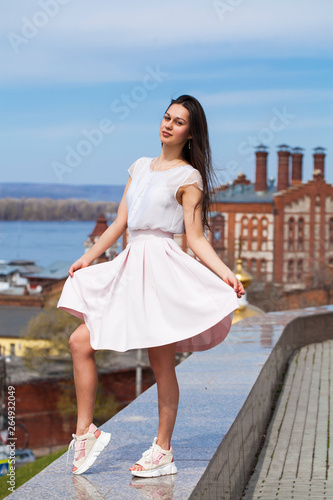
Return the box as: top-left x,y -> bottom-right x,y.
242,339 -> 333,499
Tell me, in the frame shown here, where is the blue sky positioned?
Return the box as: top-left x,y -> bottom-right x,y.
1,0 -> 332,188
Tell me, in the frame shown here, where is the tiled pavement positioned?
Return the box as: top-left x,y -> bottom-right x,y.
243,340 -> 333,499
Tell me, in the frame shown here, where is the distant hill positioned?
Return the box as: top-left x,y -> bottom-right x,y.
0,182 -> 126,203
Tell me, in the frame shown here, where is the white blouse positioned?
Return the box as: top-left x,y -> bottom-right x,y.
126,157 -> 204,234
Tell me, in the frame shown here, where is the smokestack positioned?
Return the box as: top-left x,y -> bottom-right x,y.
277,144 -> 290,192
313,147 -> 326,177
255,145 -> 268,192
291,147 -> 304,185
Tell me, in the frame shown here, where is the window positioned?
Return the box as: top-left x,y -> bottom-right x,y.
210,214 -> 225,251
288,218 -> 295,251
296,260 -> 303,281
241,216 -> 248,251
259,217 -> 268,251
297,218 -> 304,251
260,259 -> 267,278
287,260 -> 294,282
214,230 -> 221,241
250,258 -> 257,274
251,217 -> 258,251
329,218 -> 333,251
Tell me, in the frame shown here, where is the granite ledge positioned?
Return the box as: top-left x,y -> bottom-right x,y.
7,305 -> 333,500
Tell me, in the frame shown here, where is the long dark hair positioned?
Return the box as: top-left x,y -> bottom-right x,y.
166,95 -> 217,233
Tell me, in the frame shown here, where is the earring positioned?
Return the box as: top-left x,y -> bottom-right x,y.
188,140 -> 191,150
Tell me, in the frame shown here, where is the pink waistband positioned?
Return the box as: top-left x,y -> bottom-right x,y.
128,228 -> 174,243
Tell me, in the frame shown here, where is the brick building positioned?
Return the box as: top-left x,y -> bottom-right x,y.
209,145 -> 333,290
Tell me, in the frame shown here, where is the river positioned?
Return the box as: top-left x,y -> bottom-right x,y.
0,220 -> 122,268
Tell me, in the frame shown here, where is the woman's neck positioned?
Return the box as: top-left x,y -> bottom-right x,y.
159,145 -> 184,162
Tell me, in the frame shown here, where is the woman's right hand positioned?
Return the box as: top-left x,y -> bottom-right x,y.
68,256 -> 91,277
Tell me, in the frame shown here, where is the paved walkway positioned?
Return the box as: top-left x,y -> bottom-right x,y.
243,339 -> 333,499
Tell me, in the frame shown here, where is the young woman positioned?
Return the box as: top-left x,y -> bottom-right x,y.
58,95 -> 244,478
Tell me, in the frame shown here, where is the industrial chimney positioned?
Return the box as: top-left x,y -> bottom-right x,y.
255,145 -> 268,192
291,147 -> 304,185
313,147 -> 326,177
277,144 -> 290,192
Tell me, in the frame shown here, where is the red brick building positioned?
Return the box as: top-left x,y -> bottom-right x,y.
209,146 -> 333,289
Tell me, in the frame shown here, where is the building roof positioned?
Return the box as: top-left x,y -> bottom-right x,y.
8,260 -> 43,275
89,213 -> 108,238
0,305 -> 43,338
211,181 -> 276,204
25,261 -> 71,280
0,264 -> 18,276
9,260 -> 35,265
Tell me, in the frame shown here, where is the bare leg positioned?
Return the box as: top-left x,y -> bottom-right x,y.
129,342 -> 179,472
69,323 -> 98,437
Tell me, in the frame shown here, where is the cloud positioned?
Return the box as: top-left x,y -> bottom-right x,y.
203,89 -> 333,107
209,115 -> 333,134
286,116 -> 333,130
6,0 -> 329,48
1,0 -> 332,84
1,122 -> 94,140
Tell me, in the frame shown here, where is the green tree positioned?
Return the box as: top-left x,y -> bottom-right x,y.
56,379 -> 119,427
21,306 -> 81,370
21,306 -> 116,371
21,306 -> 120,422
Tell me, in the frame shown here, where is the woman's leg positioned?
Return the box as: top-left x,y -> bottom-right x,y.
69,323 -> 98,436
129,342 -> 179,471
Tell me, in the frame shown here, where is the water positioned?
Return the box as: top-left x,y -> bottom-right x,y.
0,220 -> 122,268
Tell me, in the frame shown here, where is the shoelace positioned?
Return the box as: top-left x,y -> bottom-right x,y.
66,433 -> 77,466
141,437 -> 158,468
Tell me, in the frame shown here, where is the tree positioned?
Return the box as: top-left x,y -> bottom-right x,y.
21,307 -> 81,370
21,306 -> 120,423
56,379 -> 119,427
21,306 -> 116,371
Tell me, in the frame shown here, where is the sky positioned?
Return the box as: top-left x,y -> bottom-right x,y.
1,0 -> 332,189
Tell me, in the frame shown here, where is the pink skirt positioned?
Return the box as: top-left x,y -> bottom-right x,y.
57,228 -> 239,353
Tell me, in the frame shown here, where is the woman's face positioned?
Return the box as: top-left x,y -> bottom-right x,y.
159,103 -> 192,148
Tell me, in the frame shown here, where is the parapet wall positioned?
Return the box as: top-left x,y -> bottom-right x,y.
191,309 -> 333,499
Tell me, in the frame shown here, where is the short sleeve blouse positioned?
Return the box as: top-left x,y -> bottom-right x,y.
126,157 -> 203,234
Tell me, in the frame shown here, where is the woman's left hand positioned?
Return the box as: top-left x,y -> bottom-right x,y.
222,270 -> 245,299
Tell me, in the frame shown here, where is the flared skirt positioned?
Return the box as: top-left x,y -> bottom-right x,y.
57,228 -> 239,353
